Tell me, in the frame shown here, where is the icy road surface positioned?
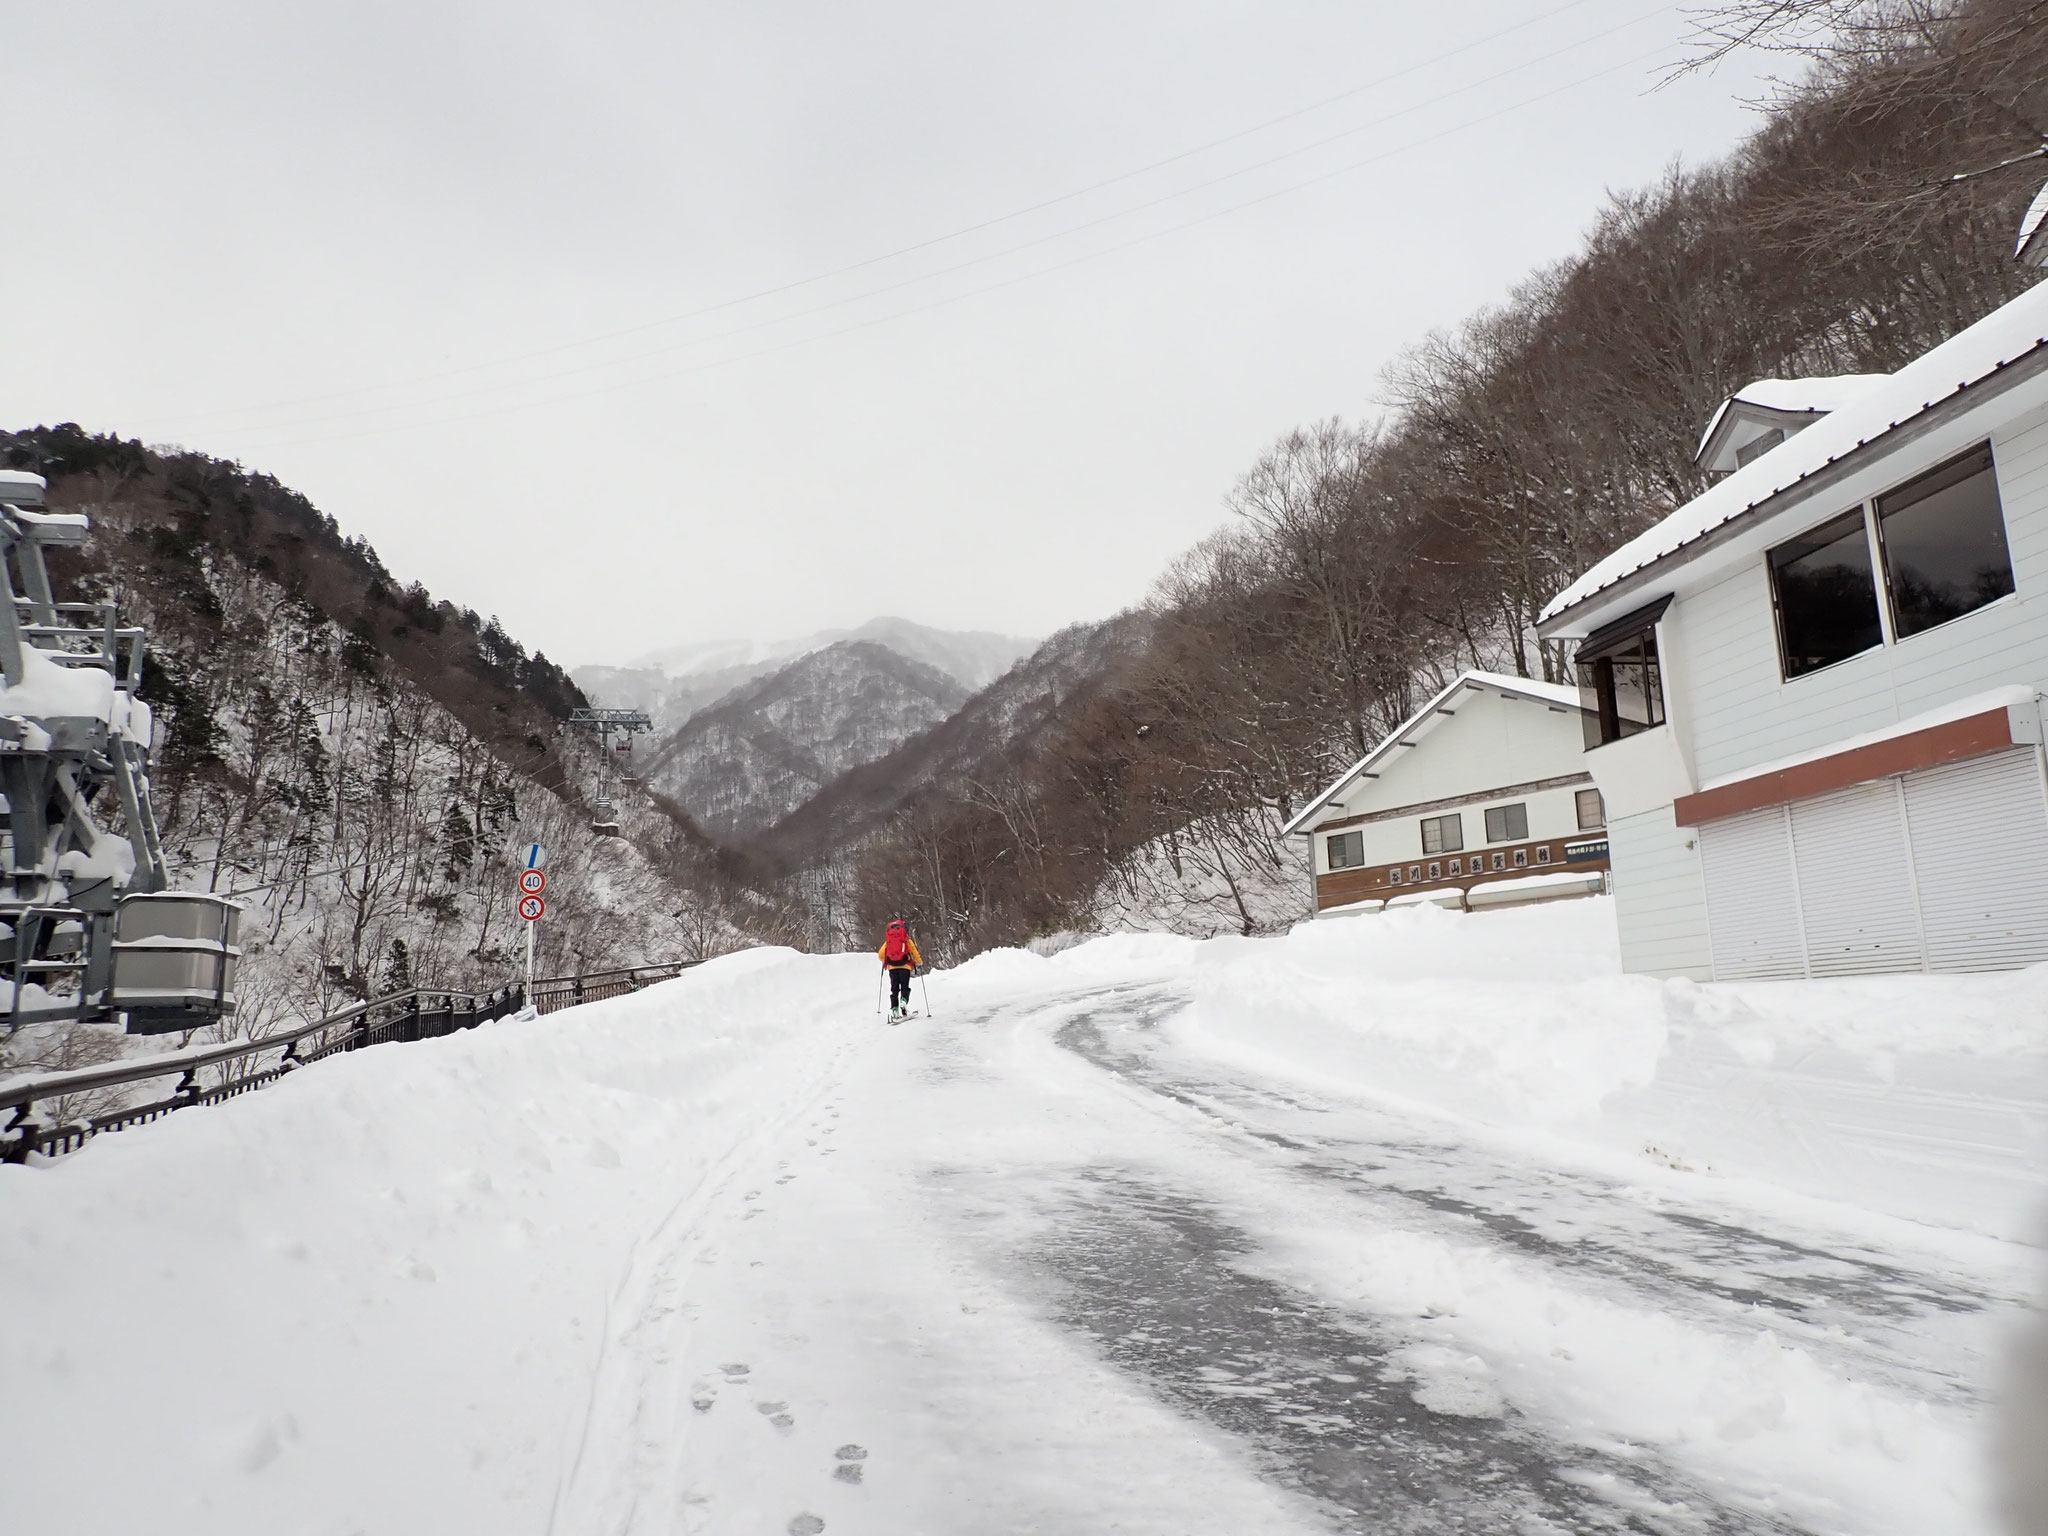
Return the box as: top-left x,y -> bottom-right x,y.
6,899 -> 2044,1534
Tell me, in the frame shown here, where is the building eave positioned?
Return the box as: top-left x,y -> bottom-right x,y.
1281,671 -> 1588,838
1537,336 -> 2048,642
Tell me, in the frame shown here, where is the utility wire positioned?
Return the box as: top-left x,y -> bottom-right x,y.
244,43 -> 1669,452
222,8 -> 1678,443
150,0 -> 1631,431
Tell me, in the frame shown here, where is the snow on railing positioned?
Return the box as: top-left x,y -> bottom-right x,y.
526,961 -> 695,1016
0,984 -> 526,1162
0,958 -> 706,1163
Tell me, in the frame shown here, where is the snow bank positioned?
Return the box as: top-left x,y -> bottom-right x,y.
1167,897 -> 2048,1238
0,947 -> 866,1535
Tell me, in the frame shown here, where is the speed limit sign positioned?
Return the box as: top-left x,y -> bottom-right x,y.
518,868 -> 546,895
518,893 -> 545,922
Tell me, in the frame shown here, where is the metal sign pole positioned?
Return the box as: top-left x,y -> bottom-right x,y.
525,915 -> 535,1004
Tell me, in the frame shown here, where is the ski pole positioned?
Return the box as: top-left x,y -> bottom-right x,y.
920,969 -> 931,1017
875,967 -> 885,1014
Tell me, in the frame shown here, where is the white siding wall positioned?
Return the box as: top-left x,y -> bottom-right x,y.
1334,783 -> 1593,871
1606,805 -> 1711,978
1674,401 -> 2048,784
1314,685 -> 1593,874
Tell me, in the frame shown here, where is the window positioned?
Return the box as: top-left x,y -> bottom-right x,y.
1484,803 -> 1529,842
1735,428 -> 1785,469
1536,845 -> 1552,864
1768,508 -> 1882,678
1877,444 -> 2014,638
1575,787 -> 1605,830
1420,813 -> 1463,854
1326,830 -> 1364,870
1576,600 -> 1668,749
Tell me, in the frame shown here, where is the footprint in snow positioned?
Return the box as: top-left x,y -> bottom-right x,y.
758,1400 -> 795,1430
832,1444 -> 867,1485
720,1363 -> 750,1378
788,1515 -> 825,1534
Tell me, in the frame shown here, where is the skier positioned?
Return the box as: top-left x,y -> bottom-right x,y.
878,918 -> 922,1021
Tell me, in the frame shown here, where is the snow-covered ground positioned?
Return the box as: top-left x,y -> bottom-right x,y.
4,898 -> 2042,1533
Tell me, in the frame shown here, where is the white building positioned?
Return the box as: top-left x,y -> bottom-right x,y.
1536,276 -> 2048,979
1281,671 -> 1610,916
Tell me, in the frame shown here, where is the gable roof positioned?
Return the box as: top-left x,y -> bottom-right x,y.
1538,276 -> 2048,637
1692,375 -> 1889,472
1280,670 -> 1582,837
2020,179 -> 2048,267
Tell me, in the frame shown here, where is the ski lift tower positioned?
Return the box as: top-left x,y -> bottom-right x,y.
0,471 -> 240,1036
566,707 -> 653,835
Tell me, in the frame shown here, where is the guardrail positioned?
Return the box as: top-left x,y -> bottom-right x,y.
0,984 -> 526,1163
0,957 -> 707,1164
528,961 -> 695,1015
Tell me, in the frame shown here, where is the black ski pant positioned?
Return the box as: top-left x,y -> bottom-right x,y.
888,967 -> 913,1010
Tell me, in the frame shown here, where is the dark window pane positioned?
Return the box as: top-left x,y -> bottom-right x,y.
1484,803 -> 1529,842
1578,629 -> 1665,749
1327,831 -> 1363,870
1420,813 -> 1463,854
1879,445 -> 2014,638
1736,427 -> 1785,468
1769,510 -> 1881,677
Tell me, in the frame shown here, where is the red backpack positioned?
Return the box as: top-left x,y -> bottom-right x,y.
883,921 -> 910,964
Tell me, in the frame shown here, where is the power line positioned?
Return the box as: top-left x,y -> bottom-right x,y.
203,6 -> 1679,443
149,0 -> 1633,431
240,42 -> 1670,453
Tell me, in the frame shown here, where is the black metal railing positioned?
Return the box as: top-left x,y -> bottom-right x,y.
528,961 -> 696,1016
0,957 -> 708,1164
0,983 -> 524,1163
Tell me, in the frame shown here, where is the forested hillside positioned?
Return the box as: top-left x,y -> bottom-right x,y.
643,640 -> 971,839
845,0 -> 2048,959
0,427 -> 755,1063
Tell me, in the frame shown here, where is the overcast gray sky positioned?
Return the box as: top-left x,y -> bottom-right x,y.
6,2 -> 1770,668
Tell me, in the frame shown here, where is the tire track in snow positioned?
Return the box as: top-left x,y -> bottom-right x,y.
1046,983 -> 2005,1406
923,978 -> 1996,1532
1032,1171 -> 1799,1534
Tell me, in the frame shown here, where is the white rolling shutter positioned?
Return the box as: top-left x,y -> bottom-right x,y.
1790,780 -> 1924,975
1700,806 -> 1806,980
1903,748 -> 2048,972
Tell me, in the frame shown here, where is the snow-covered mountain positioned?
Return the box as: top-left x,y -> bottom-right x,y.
642,640 -> 971,840
575,618 -> 1034,737
750,613 -> 1153,869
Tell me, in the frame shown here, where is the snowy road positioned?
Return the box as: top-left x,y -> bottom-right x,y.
6,902 -> 2042,1534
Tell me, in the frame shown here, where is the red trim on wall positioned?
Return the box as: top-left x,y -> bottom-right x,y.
1673,707 -> 2017,827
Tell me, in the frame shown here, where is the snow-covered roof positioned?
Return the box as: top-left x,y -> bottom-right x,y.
1540,276 -> 2048,635
1692,375 -> 1888,470
2019,179 -> 2048,267
0,470 -> 47,508
1281,670 -> 1583,838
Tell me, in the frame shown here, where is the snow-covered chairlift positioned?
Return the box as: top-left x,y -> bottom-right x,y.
107,892 -> 242,1034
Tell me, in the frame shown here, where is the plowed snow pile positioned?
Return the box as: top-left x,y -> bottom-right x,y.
2,898 -> 2041,1534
